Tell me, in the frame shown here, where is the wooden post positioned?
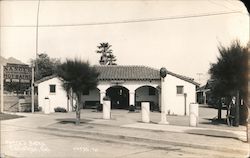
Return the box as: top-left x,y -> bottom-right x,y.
247,113 -> 249,142
31,66 -> 34,113
218,99 -> 222,120
235,91 -> 240,126
184,93 -> 187,115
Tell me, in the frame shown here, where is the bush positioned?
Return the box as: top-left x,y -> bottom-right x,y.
54,107 -> 67,113
128,105 -> 135,112
38,106 -> 42,112
96,103 -> 103,112
103,96 -> 110,101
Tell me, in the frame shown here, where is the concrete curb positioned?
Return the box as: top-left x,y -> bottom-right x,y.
39,126 -> 249,155
120,123 -> 246,141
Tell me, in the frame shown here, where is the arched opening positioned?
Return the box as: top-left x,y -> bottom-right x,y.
106,86 -> 129,109
135,86 -> 160,111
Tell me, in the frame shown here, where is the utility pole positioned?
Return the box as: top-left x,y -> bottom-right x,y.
31,0 -> 41,113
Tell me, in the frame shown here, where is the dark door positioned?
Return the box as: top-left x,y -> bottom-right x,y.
106,86 -> 129,109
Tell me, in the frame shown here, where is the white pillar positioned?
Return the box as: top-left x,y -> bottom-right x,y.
100,91 -> 106,104
44,97 -> 50,114
159,77 -> 169,124
189,103 -> 199,127
103,99 -> 111,119
141,102 -> 150,123
0,65 -> 4,113
129,91 -> 135,106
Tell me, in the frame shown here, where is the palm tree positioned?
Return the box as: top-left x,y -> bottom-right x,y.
57,59 -> 99,125
96,42 -> 117,65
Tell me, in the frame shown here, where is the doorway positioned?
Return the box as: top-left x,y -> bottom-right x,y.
106,86 -> 129,109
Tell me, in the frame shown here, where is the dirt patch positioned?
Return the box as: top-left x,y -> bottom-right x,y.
0,113 -> 24,121
56,118 -> 92,124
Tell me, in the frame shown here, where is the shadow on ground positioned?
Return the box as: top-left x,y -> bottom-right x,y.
56,118 -> 92,124
200,118 -> 228,125
0,113 -> 24,121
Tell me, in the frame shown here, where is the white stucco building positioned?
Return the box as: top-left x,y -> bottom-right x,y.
36,75 -> 73,113
36,65 -> 199,115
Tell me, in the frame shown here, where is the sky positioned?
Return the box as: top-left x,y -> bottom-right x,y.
0,0 -> 249,85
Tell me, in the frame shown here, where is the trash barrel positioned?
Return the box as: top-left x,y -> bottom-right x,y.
189,103 -> 199,127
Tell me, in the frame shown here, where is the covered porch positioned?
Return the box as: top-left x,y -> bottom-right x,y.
82,82 -> 160,111
81,65 -> 161,110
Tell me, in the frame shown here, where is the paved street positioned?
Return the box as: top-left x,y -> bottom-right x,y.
1,105 -> 249,158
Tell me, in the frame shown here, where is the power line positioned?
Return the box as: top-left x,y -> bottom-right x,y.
0,10 -> 244,28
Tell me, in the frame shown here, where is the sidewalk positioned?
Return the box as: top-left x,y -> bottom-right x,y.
4,109 -> 248,141
37,109 -> 249,155
40,118 -> 249,156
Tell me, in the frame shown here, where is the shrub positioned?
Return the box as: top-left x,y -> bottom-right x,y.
96,103 -> 103,112
38,106 -> 42,112
128,105 -> 135,112
103,96 -> 110,101
54,107 -> 67,113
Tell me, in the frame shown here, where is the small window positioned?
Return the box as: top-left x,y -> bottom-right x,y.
149,87 -> 156,95
176,86 -> 184,94
49,85 -> 56,93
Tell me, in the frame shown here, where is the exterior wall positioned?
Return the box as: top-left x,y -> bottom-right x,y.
164,74 -> 196,116
81,88 -> 100,107
38,77 -> 71,113
37,75 -> 196,115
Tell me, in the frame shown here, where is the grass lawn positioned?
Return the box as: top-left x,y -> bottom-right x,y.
0,112 -> 24,121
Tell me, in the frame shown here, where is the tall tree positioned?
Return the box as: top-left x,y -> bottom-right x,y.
96,42 -> 117,65
30,53 -> 61,81
209,40 -> 248,123
57,59 -> 99,125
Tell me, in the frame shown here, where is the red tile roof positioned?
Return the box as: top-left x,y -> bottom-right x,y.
94,65 -> 160,81
35,65 -> 199,86
94,65 -> 199,86
167,70 -> 200,86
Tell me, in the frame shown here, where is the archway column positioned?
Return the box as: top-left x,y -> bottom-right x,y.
100,91 -> 106,104
97,84 -> 110,104
129,90 -> 135,106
